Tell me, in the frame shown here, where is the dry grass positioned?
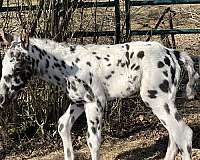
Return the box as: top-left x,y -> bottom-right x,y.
4,100 -> 200,160
1,1 -> 200,160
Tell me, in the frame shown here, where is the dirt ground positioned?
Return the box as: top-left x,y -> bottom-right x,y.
4,109 -> 200,160
1,2 -> 200,160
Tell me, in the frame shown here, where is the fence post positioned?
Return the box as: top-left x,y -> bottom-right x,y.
115,0 -> 120,44
125,0 -> 130,42
0,0 -> 3,8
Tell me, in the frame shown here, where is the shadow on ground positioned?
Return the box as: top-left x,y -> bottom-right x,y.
114,125 -> 200,160
114,136 -> 167,160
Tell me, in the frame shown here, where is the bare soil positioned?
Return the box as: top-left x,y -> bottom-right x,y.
4,110 -> 200,160
1,2 -> 200,160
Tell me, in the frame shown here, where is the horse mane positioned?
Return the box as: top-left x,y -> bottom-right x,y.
29,38 -> 73,60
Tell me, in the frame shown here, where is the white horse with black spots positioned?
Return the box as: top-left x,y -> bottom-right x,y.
0,30 -> 198,160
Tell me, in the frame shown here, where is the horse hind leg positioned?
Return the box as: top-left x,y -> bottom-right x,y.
140,91 -> 192,160
164,133 -> 178,160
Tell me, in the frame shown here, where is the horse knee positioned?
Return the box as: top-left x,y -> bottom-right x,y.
58,116 -> 71,136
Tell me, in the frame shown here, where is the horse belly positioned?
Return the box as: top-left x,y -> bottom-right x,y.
105,72 -> 141,99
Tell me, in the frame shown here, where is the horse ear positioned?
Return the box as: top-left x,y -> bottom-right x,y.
0,29 -> 14,48
20,29 -> 29,50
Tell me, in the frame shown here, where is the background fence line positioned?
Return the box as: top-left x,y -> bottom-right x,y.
0,0 -> 121,43
0,0 -> 199,43
0,1 -> 200,158
125,0 -> 200,41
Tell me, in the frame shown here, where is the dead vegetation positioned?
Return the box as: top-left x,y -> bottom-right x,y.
0,0 -> 200,159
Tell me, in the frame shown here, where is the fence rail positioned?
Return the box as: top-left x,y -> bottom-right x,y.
0,0 -> 200,42
0,1 -> 116,12
0,0 -> 121,43
129,29 -> 200,35
129,0 -> 200,6
125,0 -> 200,40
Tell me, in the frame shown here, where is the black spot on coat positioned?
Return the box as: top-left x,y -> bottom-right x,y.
163,70 -> 168,77
173,50 -> 180,61
135,65 -> 140,70
91,127 -> 96,134
175,112 -> 182,121
137,51 -> 144,59
159,80 -> 169,93
166,49 -> 171,56
53,56 -> 58,61
130,64 -> 136,70
96,56 -> 101,60
59,123 -> 64,132
96,117 -> 99,124
125,44 -> 130,50
105,75 -> 112,80
36,59 -> 39,67
121,63 -> 126,67
86,94 -> 94,101
130,52 -> 134,59
164,103 -> 170,114
54,63 -> 61,68
170,67 -> 176,84
39,53 -> 43,59
89,72 -> 93,84
117,59 -> 122,66
187,145 -> 192,155
75,58 -> 80,63
61,60 -> 66,69
158,61 -> 164,68
46,59 -> 49,68
90,120 -> 95,125
97,99 -> 102,109
70,45 -> 76,52
104,57 -> 109,61
125,52 -> 130,67
148,90 -> 158,98
70,109 -> 74,114
164,56 -> 170,66
86,62 -> 91,66
54,75 -> 61,81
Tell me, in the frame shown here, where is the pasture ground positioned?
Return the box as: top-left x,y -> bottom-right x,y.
1,2 -> 200,160
4,98 -> 200,159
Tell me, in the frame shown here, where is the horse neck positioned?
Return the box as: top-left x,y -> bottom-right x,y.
28,41 -> 74,87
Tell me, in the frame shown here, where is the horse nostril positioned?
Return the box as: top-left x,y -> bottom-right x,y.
0,95 -> 5,104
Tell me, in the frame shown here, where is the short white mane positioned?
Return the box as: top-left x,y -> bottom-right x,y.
29,38 -> 74,60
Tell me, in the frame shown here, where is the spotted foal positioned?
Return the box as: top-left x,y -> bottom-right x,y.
0,30 -> 198,160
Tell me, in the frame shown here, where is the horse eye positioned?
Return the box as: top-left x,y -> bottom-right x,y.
10,58 -> 15,62
14,77 -> 21,84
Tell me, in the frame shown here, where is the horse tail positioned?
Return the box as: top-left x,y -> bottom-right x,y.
179,51 -> 199,99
